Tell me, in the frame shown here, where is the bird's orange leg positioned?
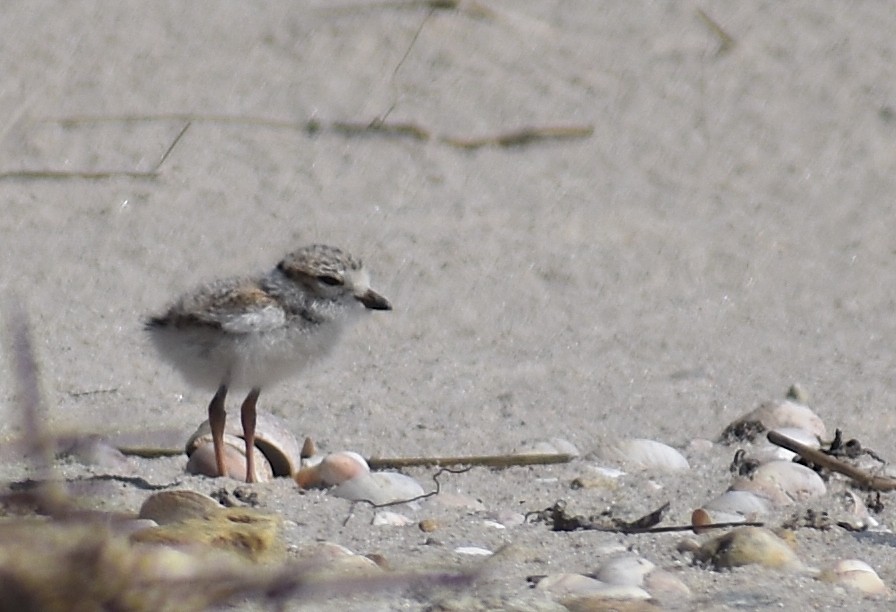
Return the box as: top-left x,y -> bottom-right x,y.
241,387 -> 261,483
209,385 -> 228,478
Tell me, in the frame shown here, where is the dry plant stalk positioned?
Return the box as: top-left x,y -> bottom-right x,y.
367,452 -> 574,470
767,430 -> 896,491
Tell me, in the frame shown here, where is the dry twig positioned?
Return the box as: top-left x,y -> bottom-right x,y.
767,430 -> 896,491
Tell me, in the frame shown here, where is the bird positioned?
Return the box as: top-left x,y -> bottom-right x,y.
145,244 -> 391,482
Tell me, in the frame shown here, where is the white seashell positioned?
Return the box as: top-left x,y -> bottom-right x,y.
819,559 -> 890,596
535,573 -> 609,596
454,546 -> 493,556
703,491 -> 772,522
330,471 -> 425,505
600,438 -> 689,471
536,574 -> 651,600
751,427 -> 821,462
525,438 -> 581,457
723,399 -> 826,442
842,491 -> 880,529
645,568 -> 692,598
731,460 -> 826,506
594,554 -> 655,586
371,472 -> 425,498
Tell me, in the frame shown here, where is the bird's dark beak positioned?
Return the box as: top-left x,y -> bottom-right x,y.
356,288 -> 391,310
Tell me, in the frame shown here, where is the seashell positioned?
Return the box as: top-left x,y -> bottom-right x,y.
454,546 -> 493,556
536,573 -> 652,601
185,412 -> 302,480
730,460 -> 826,506
695,526 -> 802,570
186,436 -> 274,482
750,427 -> 821,463
329,471 -> 425,505
599,438 -> 689,472
138,490 -> 223,525
294,451 -> 369,489
595,554 -> 655,586
692,490 -> 773,530
841,491 -> 880,529
702,489 -> 773,516
300,436 -> 317,459
721,398 -> 826,443
819,559 -> 890,596
535,573 -> 610,596
319,452 -> 369,485
295,542 -> 382,579
644,568 -> 691,598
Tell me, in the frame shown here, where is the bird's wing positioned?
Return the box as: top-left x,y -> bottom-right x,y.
162,278 -> 286,334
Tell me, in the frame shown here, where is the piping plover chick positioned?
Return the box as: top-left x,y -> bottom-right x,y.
146,244 -> 391,482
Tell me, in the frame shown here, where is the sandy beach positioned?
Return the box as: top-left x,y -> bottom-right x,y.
2,2 -> 896,610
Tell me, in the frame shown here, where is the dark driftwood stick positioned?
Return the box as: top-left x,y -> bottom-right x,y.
766,430 -> 896,491
367,453 -> 574,470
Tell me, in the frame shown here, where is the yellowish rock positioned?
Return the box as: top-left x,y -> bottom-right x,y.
131,507 -> 284,563
695,526 -> 802,570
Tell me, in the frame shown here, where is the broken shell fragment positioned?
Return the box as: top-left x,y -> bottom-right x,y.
599,438 -> 690,472
185,412 -> 301,481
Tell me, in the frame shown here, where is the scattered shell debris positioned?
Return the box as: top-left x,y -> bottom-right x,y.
6,381 -> 896,609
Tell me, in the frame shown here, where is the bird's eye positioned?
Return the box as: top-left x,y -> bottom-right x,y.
316,274 -> 343,286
